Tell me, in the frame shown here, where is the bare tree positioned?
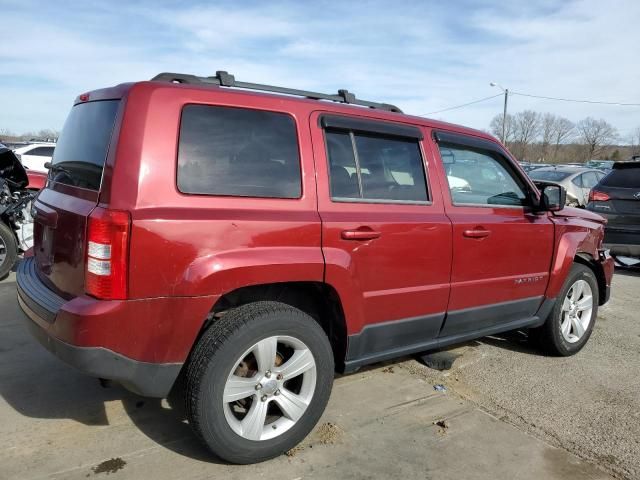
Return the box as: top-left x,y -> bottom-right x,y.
551,116 -> 574,162
37,129 -> 59,142
539,113 -> 556,162
630,127 -> 640,157
489,113 -> 515,145
576,117 -> 618,160
512,110 -> 541,160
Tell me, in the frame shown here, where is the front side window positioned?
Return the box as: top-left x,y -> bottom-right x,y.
439,142 -> 528,206
178,105 -> 301,198
325,129 -> 428,202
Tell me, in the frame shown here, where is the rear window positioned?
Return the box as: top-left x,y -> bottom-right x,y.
601,166 -> 640,188
528,170 -> 571,182
52,100 -> 119,190
177,105 -> 301,198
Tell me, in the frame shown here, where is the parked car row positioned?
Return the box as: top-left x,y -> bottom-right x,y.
0,144 -> 41,277
527,166 -> 606,207
12,142 -> 55,172
520,159 -> 640,261
587,161 -> 640,259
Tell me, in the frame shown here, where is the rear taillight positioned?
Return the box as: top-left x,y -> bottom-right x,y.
85,207 -> 131,300
589,190 -> 610,202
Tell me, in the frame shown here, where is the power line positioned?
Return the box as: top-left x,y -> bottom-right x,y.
511,91 -> 640,106
419,93 -> 503,116
419,91 -> 640,118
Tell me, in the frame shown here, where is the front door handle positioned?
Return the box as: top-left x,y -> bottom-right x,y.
341,228 -> 382,241
463,228 -> 491,239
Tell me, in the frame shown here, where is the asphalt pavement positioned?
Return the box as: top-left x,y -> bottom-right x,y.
1,269 -> 635,479
409,269 -> 640,480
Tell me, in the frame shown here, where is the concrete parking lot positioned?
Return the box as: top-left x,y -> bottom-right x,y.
1,269 -> 638,480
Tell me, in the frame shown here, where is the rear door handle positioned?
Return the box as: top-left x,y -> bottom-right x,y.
341,228 -> 382,241
463,228 -> 491,239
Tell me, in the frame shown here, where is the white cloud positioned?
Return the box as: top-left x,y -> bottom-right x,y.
0,0 -> 638,139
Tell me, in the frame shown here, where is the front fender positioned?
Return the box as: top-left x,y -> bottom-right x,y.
545,217 -> 604,299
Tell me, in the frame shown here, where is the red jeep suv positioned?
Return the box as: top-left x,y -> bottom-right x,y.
17,71 -> 614,464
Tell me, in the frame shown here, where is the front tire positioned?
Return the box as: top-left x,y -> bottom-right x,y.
532,264 -> 598,356
185,302 -> 334,464
0,222 -> 18,279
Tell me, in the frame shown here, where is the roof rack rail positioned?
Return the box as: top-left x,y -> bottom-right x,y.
151,71 -> 403,113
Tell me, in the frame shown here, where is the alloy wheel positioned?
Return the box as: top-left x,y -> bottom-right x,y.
560,279 -> 593,343
0,235 -> 7,268
222,335 -> 317,441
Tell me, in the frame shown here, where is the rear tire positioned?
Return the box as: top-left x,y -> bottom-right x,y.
0,222 -> 18,280
185,301 -> 334,464
531,264 -> 598,356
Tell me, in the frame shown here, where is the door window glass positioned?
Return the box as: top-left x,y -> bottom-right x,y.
325,129 -> 428,202
438,142 -> 528,206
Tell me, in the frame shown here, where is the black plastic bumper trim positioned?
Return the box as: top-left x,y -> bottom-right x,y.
343,297 -> 556,372
16,257 -> 65,323
18,294 -> 182,398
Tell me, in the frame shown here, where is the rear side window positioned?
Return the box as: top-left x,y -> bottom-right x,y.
28,147 -> 55,156
601,167 -> 640,188
52,100 -> 120,190
177,105 -> 301,198
582,171 -> 599,188
325,130 -> 428,202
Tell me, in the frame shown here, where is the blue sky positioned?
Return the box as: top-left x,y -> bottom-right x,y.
1,0 -> 639,139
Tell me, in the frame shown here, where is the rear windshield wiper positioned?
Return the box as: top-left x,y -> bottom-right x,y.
44,162 -> 76,184
44,161 -> 72,175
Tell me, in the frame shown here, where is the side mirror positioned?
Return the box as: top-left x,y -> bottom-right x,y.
440,148 -> 455,165
535,182 -> 566,211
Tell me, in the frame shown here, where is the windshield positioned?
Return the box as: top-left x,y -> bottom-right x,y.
52,100 -> 119,190
529,170 -> 571,182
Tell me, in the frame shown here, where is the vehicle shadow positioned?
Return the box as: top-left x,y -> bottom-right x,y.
0,283 -> 223,464
614,265 -> 640,277
477,330 -> 549,356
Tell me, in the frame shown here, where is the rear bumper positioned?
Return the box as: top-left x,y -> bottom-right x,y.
604,227 -> 640,257
18,295 -> 181,397
604,243 -> 640,258
16,257 -> 217,397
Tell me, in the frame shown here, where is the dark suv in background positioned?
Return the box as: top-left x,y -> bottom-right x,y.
587,161 -> 640,259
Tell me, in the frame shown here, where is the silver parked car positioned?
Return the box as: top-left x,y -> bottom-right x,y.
528,166 -> 606,207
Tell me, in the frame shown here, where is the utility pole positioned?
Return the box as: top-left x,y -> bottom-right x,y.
490,82 -> 509,144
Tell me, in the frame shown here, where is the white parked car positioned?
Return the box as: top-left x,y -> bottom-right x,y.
13,143 -> 56,172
